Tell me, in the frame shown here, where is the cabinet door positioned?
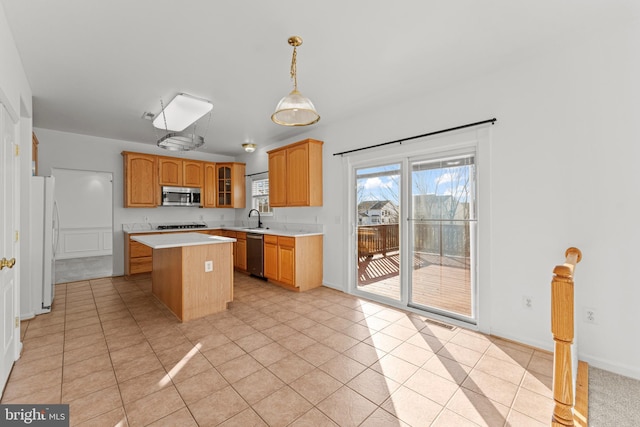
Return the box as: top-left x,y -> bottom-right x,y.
264,241 -> 278,280
278,237 -> 295,286
286,144 -> 310,206
124,152 -> 158,207
217,165 -> 232,207
236,238 -> 247,270
203,162 -> 217,207
268,150 -> 287,207
183,161 -> 203,187
159,157 -> 182,186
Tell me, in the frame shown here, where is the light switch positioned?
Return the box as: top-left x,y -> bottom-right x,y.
204,260 -> 213,272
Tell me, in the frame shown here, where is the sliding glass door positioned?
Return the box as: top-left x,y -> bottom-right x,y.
355,163 -> 402,301
352,150 -> 477,324
409,154 -> 476,321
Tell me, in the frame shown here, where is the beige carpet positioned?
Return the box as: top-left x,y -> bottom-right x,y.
589,367 -> 640,426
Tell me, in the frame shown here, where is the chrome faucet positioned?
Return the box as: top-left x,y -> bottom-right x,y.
248,209 -> 263,228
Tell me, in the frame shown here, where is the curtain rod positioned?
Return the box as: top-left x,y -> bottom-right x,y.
333,118 -> 497,156
245,171 -> 268,177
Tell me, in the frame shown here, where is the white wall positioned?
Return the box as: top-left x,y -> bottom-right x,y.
51,168 -> 113,259
238,20 -> 640,378
35,128 -> 237,276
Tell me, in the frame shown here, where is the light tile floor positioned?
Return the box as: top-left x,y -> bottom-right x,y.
2,273 -> 555,426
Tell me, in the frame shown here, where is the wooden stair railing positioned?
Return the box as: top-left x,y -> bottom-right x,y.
551,247 -> 588,427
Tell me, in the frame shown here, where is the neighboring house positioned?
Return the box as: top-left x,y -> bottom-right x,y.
357,200 -> 398,225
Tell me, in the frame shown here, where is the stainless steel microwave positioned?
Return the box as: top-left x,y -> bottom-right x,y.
161,186 -> 201,207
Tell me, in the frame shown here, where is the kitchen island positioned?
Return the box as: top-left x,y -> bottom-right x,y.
131,232 -> 236,322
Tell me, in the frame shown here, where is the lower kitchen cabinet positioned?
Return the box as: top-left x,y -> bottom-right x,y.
264,235 -> 278,280
125,233 -> 156,275
264,234 -> 323,291
221,230 -> 247,271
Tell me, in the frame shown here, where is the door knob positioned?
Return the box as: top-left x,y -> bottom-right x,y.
0,257 -> 16,270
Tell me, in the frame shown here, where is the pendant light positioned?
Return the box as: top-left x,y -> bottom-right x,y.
271,36 -> 320,126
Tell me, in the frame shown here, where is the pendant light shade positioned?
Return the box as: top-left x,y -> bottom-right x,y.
272,89 -> 320,126
271,36 -> 320,126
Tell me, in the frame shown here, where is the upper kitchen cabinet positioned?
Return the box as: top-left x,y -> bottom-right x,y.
122,152 -> 158,207
216,163 -> 246,208
159,157 -> 203,188
268,138 -> 323,207
203,162 -> 217,208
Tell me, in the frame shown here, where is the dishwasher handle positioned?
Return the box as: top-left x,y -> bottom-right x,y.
247,233 -> 264,240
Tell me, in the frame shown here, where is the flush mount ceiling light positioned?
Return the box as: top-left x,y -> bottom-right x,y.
271,36 -> 320,127
242,143 -> 257,153
153,93 -> 212,131
153,93 -> 212,151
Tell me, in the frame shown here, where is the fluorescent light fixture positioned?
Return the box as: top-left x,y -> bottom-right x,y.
153,93 -> 213,131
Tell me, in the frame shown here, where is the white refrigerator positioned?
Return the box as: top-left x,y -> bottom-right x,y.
28,176 -> 58,316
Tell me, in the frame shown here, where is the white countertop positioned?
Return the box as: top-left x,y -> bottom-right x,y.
131,232 -> 236,249
123,225 -> 323,238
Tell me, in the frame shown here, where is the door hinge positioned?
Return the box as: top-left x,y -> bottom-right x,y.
15,317 -> 20,328
15,231 -> 19,242
15,144 -> 19,156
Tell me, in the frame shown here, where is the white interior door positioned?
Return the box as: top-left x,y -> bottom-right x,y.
0,103 -> 18,394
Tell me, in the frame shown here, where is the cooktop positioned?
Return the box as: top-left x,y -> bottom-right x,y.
156,223 -> 207,230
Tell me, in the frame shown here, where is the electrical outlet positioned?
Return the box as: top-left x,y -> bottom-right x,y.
522,296 -> 533,309
584,307 -> 596,324
204,261 -> 213,272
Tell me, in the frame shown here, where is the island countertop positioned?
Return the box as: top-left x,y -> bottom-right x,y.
131,232 -> 236,249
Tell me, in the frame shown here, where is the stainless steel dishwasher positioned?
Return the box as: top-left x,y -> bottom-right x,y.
246,233 -> 264,278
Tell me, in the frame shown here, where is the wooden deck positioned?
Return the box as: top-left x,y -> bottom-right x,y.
357,251 -> 472,317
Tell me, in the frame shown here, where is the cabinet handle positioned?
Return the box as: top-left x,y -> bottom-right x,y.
0,257 -> 16,270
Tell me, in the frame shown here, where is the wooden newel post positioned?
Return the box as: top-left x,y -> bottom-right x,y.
551,247 -> 582,426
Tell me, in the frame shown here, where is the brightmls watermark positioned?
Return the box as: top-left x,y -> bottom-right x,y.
1,405 -> 69,426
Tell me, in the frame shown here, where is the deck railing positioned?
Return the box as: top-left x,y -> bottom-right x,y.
551,247 -> 588,426
357,221 -> 470,258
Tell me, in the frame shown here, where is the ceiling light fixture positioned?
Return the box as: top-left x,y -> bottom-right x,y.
271,36 -> 320,127
153,93 -> 212,151
242,143 -> 257,153
153,93 -> 212,131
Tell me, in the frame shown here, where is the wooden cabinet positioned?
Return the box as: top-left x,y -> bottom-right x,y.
216,163 -> 246,208
235,232 -> 247,271
123,151 -> 244,209
125,233 -> 156,275
159,157 -> 203,187
158,157 -> 181,186
220,230 -> 247,271
263,233 -> 323,291
183,160 -> 204,187
264,235 -> 278,280
203,162 -> 217,207
277,236 -> 296,286
122,152 -> 158,207
268,139 -> 323,207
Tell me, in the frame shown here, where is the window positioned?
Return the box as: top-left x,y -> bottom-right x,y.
251,178 -> 273,214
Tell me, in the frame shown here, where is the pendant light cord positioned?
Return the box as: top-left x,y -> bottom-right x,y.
290,46 -> 298,91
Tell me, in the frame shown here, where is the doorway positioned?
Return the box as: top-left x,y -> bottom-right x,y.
351,146 -> 478,325
408,154 -> 476,321
51,168 -> 113,283
356,163 -> 402,301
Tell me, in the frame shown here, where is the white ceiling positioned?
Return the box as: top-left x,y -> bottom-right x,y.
2,0 -> 638,156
